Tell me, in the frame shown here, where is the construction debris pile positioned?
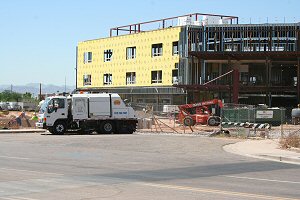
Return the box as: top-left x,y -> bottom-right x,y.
0,111 -> 37,129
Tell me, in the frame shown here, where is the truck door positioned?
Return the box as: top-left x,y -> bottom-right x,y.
46,98 -> 68,126
89,97 -> 111,116
72,97 -> 88,119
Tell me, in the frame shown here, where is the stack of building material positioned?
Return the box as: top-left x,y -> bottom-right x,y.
137,118 -> 153,129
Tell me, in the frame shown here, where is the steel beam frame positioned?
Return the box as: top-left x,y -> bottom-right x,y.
110,13 -> 238,37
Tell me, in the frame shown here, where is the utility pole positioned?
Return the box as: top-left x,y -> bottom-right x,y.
39,83 -> 42,101
75,46 -> 78,90
10,84 -> 12,93
65,76 -> 66,93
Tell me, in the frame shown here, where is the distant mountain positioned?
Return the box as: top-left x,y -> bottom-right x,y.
0,83 -> 75,95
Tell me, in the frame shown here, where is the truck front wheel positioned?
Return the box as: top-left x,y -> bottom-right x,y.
183,117 -> 194,126
48,127 -> 54,134
101,121 -> 114,134
53,121 -> 66,135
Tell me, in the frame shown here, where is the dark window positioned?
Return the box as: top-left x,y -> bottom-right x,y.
126,72 -> 136,85
172,41 -> 179,55
84,52 -> 92,63
103,73 -> 112,85
126,47 -> 136,59
172,69 -> 178,84
83,75 -> 91,86
152,43 -> 163,57
151,70 -> 162,84
104,50 -> 113,62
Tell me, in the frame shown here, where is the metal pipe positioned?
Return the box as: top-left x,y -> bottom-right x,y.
203,70 -> 234,85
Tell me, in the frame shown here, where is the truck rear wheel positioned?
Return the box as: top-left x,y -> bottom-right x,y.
101,121 -> 114,134
207,117 -> 219,126
127,123 -> 136,134
53,121 -> 66,135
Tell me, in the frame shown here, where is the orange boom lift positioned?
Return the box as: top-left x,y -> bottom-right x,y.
178,99 -> 223,126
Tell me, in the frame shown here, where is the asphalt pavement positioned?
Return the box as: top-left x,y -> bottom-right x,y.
0,131 -> 299,200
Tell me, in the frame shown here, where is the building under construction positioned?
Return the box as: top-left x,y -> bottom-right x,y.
76,13 -> 300,110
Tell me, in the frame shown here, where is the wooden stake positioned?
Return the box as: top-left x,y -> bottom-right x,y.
154,116 -> 163,132
156,118 -> 178,133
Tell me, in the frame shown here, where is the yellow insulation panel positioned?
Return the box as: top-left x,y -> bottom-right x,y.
77,27 -> 181,88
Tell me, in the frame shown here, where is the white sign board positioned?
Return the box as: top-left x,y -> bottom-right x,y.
256,110 -> 273,119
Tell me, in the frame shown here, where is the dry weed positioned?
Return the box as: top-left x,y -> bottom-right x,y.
280,134 -> 300,149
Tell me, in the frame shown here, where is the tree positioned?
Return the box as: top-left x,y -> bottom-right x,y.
0,91 -> 23,102
23,92 -> 33,100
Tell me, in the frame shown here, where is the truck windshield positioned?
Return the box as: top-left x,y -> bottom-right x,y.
39,98 -> 50,114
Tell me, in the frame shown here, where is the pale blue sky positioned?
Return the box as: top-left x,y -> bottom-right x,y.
0,0 -> 299,86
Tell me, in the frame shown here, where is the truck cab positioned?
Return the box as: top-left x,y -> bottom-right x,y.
36,96 -> 68,132
45,96 -> 68,126
36,97 -> 50,129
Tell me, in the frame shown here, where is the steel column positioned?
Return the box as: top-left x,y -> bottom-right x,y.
266,58 -> 271,106
268,59 -> 272,106
232,69 -> 239,104
200,59 -> 206,84
298,58 -> 300,102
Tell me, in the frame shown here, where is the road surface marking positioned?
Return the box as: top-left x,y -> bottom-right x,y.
15,197 -> 39,200
0,197 -> 38,200
138,182 -> 299,200
0,156 -> 29,160
0,168 -> 64,176
222,175 -> 300,184
33,179 -> 57,183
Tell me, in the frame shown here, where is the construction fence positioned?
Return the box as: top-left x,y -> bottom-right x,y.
131,103 -> 219,135
133,102 -> 300,139
221,103 -> 300,138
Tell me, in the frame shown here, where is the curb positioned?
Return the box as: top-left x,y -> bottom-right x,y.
223,142 -> 300,165
0,129 -> 47,134
256,154 -> 300,165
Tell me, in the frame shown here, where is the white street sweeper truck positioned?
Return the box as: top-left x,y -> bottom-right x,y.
36,93 -> 137,135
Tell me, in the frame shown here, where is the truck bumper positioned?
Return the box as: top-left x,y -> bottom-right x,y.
36,122 -> 46,129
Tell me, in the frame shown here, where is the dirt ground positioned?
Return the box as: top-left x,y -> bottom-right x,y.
137,115 -> 300,138
2,110 -> 300,138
